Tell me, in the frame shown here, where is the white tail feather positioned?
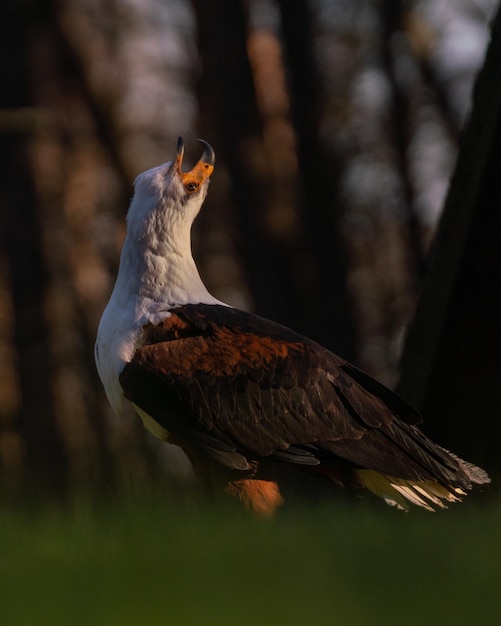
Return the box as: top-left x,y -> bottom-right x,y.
355,469 -> 467,511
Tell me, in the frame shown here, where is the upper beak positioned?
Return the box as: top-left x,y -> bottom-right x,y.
175,137 -> 215,185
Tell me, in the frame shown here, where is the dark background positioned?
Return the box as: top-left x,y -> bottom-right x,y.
1,0 -> 499,500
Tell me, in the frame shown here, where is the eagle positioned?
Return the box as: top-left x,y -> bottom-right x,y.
95,137 -> 489,515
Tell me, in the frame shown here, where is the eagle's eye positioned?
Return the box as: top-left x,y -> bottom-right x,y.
184,181 -> 200,194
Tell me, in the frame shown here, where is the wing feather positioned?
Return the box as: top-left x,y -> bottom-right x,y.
119,304 -> 473,487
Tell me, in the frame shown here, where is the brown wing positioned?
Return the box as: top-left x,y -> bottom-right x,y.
120,304 -> 471,487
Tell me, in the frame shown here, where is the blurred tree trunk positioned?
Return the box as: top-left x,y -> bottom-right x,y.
0,0 -> 67,495
276,0 -> 355,359
398,6 -> 501,470
193,0 -> 291,323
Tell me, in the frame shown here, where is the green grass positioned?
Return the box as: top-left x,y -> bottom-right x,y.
0,491 -> 499,626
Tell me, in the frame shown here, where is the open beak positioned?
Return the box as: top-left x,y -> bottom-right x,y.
175,137 -> 215,186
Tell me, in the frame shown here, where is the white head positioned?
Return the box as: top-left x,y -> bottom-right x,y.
126,137 -> 215,255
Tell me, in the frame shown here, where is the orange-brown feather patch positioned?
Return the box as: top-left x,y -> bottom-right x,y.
225,478 -> 284,517
138,314 -> 303,378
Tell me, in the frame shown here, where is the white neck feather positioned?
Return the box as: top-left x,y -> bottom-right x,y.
112,163 -> 222,324
112,223 -> 219,325
95,160 -> 224,415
